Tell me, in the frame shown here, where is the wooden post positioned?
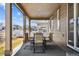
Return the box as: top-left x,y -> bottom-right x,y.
5,3 -> 12,56
29,19 -> 31,36
23,14 -> 28,43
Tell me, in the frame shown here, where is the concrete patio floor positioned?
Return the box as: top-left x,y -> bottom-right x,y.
15,41 -> 66,56
14,41 -> 79,56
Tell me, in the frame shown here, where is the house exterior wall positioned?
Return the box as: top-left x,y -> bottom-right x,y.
52,4 -> 68,50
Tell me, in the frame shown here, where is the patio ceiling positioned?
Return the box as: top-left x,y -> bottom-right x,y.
20,3 -> 60,19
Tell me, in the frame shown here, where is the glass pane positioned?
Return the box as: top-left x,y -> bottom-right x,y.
31,20 -> 49,33
12,4 -> 23,49
76,4 -> 79,47
68,3 -> 74,46
0,3 -> 5,56
77,17 -> 79,47
30,20 -> 49,39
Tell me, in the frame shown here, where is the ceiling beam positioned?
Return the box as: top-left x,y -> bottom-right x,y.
30,17 -> 50,20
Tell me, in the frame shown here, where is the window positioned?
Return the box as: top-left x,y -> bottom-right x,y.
31,20 -> 49,33
76,4 -> 79,47
12,4 -> 23,49
68,3 -> 74,46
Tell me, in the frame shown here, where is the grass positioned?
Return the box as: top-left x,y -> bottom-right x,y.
12,38 -> 23,48
0,38 -> 23,56
0,42 -> 5,56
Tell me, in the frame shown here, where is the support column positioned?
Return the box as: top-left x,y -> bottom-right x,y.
29,19 -> 31,36
74,3 -> 78,48
23,14 -> 28,43
49,17 -> 52,40
49,16 -> 53,32
5,3 -> 12,56
49,18 -> 51,32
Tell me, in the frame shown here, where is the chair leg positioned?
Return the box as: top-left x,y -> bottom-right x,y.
32,40 -> 35,53
42,44 -> 45,53
44,40 -> 46,52
43,46 -> 44,53
33,43 -> 35,53
33,43 -> 45,53
33,47 -> 35,53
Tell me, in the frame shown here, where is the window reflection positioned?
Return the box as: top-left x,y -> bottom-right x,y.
68,3 -> 74,46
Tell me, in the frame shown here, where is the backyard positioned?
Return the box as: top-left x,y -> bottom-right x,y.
0,38 -> 23,56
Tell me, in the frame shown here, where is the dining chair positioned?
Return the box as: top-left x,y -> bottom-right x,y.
33,33 -> 45,53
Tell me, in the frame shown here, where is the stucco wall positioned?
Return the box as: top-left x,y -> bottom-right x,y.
52,4 -> 68,50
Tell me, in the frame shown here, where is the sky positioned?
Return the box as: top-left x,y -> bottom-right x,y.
0,3 -> 5,25
12,4 -> 23,26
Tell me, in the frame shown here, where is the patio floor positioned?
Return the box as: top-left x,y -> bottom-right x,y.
14,39 -> 79,56
15,41 -> 66,56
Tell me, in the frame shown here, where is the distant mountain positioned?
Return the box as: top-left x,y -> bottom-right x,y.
0,23 -> 23,31
12,25 -> 23,38
0,23 -> 5,31
12,25 -> 23,30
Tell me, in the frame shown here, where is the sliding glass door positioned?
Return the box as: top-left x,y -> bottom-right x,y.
76,4 -> 79,48
68,3 -> 74,47
68,3 -> 79,52
68,18 -> 74,46
77,17 -> 79,47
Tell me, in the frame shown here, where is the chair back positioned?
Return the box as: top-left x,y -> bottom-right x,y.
34,33 -> 43,43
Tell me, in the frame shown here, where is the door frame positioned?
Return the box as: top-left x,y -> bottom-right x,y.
67,3 -> 79,52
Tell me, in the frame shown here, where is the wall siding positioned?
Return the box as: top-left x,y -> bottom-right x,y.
52,4 -> 68,50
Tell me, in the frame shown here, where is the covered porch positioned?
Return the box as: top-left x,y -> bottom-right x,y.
4,3 -> 79,56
